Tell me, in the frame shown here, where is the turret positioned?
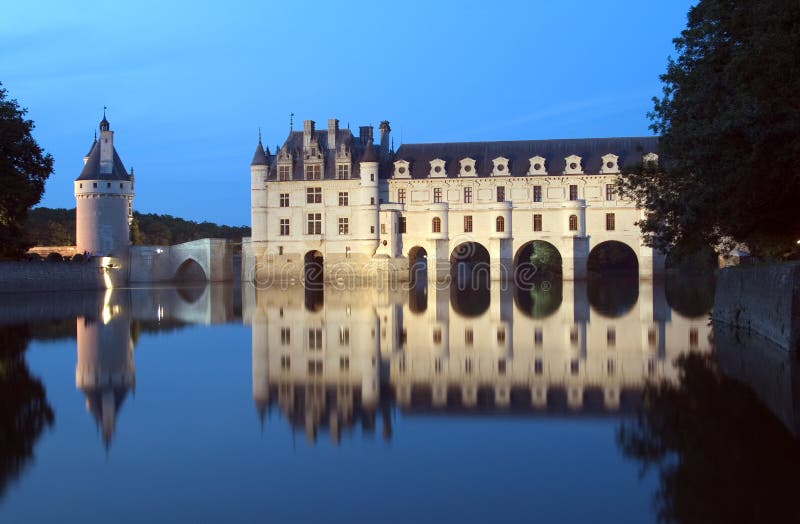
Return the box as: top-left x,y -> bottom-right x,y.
74,114 -> 134,258
359,142 -> 380,242
250,133 -> 269,243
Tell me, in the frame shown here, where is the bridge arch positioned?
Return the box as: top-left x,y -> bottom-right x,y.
408,246 -> 428,284
587,240 -> 638,275
450,242 -> 490,285
304,250 -> 324,289
513,240 -> 562,285
174,258 -> 207,282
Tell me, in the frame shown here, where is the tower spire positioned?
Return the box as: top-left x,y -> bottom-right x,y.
258,127 -> 262,144
289,113 -> 294,133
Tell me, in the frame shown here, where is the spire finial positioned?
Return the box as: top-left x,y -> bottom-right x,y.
94,130 -> 97,142
289,113 -> 294,132
258,127 -> 262,144
103,105 -> 107,118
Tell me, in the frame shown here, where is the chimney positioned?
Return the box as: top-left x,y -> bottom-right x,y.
359,125 -> 373,145
379,121 -> 391,154
303,120 -> 315,148
327,118 -> 339,151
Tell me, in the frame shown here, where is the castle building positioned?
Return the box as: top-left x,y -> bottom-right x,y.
75,114 -> 135,258
245,118 -> 662,282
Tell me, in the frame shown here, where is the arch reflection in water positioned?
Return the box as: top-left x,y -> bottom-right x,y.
246,276 -> 712,443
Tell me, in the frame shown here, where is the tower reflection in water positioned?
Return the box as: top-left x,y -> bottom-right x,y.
246,277 -> 713,444
74,284 -> 236,446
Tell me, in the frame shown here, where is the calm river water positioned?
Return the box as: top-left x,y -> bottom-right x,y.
1,275 -> 799,523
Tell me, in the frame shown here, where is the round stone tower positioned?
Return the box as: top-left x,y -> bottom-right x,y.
74,114 -> 135,257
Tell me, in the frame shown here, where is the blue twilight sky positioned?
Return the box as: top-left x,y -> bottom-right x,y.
1,0 -> 694,226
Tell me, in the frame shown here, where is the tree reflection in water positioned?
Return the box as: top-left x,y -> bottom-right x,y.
617,352 -> 800,523
0,325 -> 54,500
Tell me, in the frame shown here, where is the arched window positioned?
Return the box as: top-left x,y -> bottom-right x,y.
432,217 -> 442,233
568,215 -> 578,231
496,216 -> 505,232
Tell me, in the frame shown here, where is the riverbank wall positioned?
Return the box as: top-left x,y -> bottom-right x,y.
713,262 -> 800,351
0,259 -> 125,293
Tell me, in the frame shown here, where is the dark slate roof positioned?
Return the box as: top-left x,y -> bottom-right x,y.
393,136 -> 659,178
266,128 -> 383,181
251,141 -> 267,166
360,142 -> 379,163
85,139 -> 97,158
76,141 -> 132,181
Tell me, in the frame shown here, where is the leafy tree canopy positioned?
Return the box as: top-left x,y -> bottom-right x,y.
0,83 -> 54,260
617,0 -> 800,258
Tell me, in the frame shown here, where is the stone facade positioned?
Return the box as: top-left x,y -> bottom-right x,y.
245,117 -> 664,283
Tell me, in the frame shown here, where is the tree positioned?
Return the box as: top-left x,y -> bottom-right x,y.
0,83 -> 54,259
616,0 -> 800,259
129,216 -> 142,245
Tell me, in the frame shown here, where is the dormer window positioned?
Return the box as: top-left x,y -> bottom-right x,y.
492,157 -> 510,176
600,154 -> 619,174
429,158 -> 447,178
459,157 -> 477,177
336,163 -> 350,179
394,159 -> 410,178
564,155 -> 583,175
528,156 -> 546,175
278,164 -> 292,181
643,152 -> 659,165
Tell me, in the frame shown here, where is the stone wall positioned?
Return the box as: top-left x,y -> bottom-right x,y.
713,262 -> 800,351
0,260 -> 114,293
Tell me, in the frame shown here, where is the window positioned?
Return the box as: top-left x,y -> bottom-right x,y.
338,217 -> 349,235
338,192 -> 349,206
337,164 -> 350,179
495,216 -> 505,232
570,359 -> 579,375
93,182 -> 97,188
380,223 -> 386,234
370,173 -> 374,181
308,328 -> 322,350
400,216 -> 406,233
606,184 -> 614,201
435,358 -> 443,374
398,188 -> 406,204
279,193 -> 289,207
464,215 -> 473,233
370,197 -> 375,205
305,164 -> 321,180
465,328 -> 474,346
307,360 -> 323,376
280,355 -> 290,371
281,327 -> 291,345
465,358 -> 473,375
464,186 -> 472,203
533,185 -> 542,202
306,187 -> 322,204
433,328 -> 442,344
568,215 -> 578,231
278,165 -> 291,181
340,356 -> 350,370
497,186 -> 505,202
497,327 -> 506,344
432,217 -> 441,233
607,359 -> 615,376
307,213 -> 322,234
339,327 -> 350,346
533,214 -> 542,232
569,185 -> 578,200
534,358 -> 543,375
280,219 -> 290,236
607,327 -> 616,347
433,187 -> 442,203
606,213 -> 616,231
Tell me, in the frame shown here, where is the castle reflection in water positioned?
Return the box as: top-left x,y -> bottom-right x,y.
245,277 -> 712,444
67,278 -> 710,446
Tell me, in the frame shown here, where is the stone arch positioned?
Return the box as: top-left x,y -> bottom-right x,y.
588,240 -> 638,274
304,250 -> 324,290
450,242 -> 490,286
513,279 -> 563,319
408,246 -> 428,314
174,258 -> 207,282
513,240 -> 563,285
